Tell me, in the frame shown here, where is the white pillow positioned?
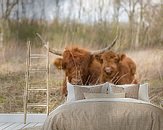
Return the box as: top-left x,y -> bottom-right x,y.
138,83 -> 149,102
66,82 -> 76,102
66,82 -> 111,102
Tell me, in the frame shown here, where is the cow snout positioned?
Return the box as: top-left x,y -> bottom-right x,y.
104,67 -> 112,74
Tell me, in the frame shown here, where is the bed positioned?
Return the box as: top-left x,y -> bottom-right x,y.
42,83 -> 163,130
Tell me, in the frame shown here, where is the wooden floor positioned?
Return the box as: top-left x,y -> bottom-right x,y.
0,114 -> 47,130
0,122 -> 43,130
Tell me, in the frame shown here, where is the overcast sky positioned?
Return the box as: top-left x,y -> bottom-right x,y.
48,0 -> 161,22
4,0 -> 162,23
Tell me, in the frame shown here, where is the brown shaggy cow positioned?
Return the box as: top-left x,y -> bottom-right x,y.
37,35 -> 118,96
54,47 -> 101,95
96,51 -> 137,85
48,37 -> 118,96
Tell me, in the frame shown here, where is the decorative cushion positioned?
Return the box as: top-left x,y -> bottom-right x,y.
66,82 -> 110,102
74,85 -> 102,100
110,84 -> 140,99
84,92 -> 125,99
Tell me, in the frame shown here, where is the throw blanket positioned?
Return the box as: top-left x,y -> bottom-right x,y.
42,98 -> 163,130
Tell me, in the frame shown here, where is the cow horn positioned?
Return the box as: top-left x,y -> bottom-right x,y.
36,33 -> 63,56
48,48 -> 63,56
91,35 -> 118,55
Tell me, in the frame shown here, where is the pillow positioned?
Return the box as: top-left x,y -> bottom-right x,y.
110,84 -> 139,99
66,82 -> 110,102
66,82 -> 76,102
84,93 -> 125,99
74,85 -> 102,100
138,83 -> 149,102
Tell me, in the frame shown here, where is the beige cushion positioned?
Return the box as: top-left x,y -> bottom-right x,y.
84,93 -> 125,99
67,82 -> 110,102
111,84 -> 139,99
74,85 -> 102,100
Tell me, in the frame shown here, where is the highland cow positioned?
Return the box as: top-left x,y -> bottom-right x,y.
96,51 -> 137,85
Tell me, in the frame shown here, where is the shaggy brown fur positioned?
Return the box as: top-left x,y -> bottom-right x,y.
54,47 -> 101,96
96,51 -> 137,85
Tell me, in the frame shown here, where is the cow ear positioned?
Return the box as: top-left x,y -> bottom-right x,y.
94,54 -> 103,64
118,54 -> 126,61
53,58 -> 65,70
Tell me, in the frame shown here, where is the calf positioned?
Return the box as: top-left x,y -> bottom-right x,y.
96,51 -> 137,84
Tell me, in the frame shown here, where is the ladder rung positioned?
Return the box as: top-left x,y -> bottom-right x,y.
30,54 -> 47,58
27,103 -> 47,107
28,83 -> 46,86
28,88 -> 47,91
29,68 -> 48,71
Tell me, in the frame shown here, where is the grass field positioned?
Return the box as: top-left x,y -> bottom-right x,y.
127,48 -> 163,105
0,46 -> 163,113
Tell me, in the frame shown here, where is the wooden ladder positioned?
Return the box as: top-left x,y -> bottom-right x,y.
24,41 -> 49,124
